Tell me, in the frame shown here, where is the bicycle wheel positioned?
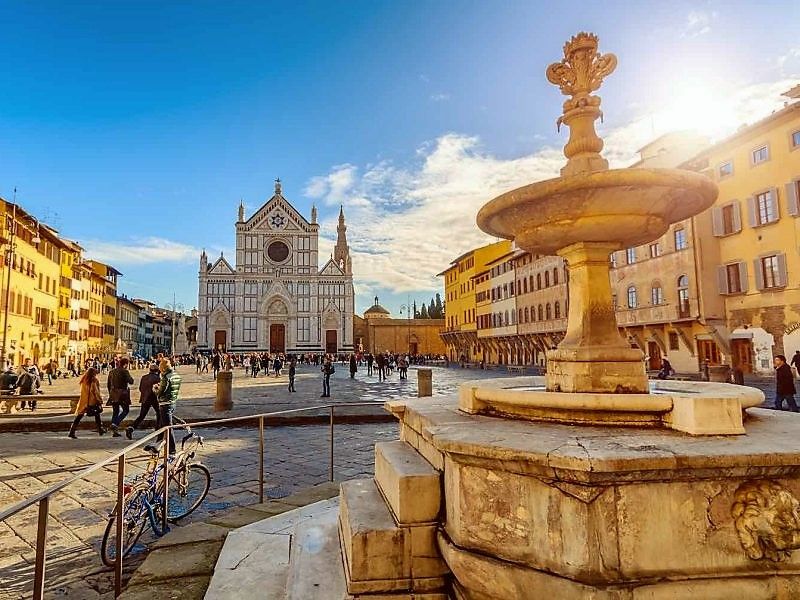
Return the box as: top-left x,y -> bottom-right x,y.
167,463 -> 211,521
100,488 -> 148,568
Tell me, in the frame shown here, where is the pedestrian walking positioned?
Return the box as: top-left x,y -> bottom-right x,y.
349,354 -> 357,379
273,355 -> 283,377
791,351 -> 800,376
156,358 -> 182,455
774,354 -> 799,412
321,356 -> 334,397
376,353 -> 386,382
107,357 -> 134,437
366,353 -> 374,376
398,355 -> 408,380
126,363 -> 162,439
17,366 -> 40,411
212,352 -> 221,380
68,368 -> 105,438
288,357 -> 297,392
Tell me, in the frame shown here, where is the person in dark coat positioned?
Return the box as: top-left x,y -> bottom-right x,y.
126,363 -> 162,439
107,357 -> 134,437
774,355 -> 799,411
288,357 -> 297,392
349,354 -> 357,379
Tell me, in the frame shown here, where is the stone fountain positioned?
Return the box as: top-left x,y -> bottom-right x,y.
203,32 -> 800,600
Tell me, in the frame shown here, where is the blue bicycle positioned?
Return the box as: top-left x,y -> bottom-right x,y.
100,420 -> 210,567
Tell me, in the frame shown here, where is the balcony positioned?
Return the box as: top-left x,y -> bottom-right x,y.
615,299 -> 698,326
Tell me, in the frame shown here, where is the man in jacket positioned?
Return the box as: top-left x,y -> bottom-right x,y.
321,356 -> 334,398
126,363 -> 162,439
107,357 -> 135,437
774,355 -> 799,411
17,365 -> 40,411
156,358 -> 182,454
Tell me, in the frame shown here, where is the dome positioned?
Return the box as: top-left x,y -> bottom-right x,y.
364,296 -> 391,318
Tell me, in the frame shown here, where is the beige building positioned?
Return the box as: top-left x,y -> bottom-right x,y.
353,298 -> 446,356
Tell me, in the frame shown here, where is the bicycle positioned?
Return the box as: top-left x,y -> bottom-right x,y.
100,417 -> 211,567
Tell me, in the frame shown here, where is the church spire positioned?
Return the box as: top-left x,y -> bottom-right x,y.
311,204 -> 318,224
238,199 -> 244,222
333,205 -> 351,274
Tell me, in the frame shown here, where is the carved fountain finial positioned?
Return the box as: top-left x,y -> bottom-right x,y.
546,32 -> 617,176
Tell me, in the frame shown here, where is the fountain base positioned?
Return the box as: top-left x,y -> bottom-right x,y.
459,376 -> 763,435
385,393 -> 800,600
545,345 -> 649,393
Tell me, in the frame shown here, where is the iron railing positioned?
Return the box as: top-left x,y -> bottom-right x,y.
0,401 -> 384,599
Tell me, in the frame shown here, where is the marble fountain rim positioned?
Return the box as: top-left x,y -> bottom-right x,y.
476,167 -> 718,241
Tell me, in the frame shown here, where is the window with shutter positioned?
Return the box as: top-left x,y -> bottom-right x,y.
712,207 -> 724,236
754,258 -> 765,290
746,196 -> 757,228
776,253 -> 788,287
787,180 -> 800,217
717,265 -> 729,294
738,261 -> 749,293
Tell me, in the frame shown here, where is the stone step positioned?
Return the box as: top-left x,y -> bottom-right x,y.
339,478 -> 410,594
285,508 -> 348,600
374,441 -> 441,525
204,498 -> 341,600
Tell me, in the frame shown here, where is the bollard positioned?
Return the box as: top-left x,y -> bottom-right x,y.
215,370 -> 233,411
417,368 -> 433,397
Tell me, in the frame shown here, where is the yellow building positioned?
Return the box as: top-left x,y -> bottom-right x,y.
0,201 -> 63,368
59,239 -> 83,368
86,260 -> 121,357
684,85 -> 800,373
439,240 -> 510,362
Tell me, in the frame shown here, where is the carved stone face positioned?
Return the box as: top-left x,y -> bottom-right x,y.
732,480 -> 800,562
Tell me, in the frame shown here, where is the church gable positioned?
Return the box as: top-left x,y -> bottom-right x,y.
208,254 -> 235,275
243,184 -> 311,233
319,258 -> 345,277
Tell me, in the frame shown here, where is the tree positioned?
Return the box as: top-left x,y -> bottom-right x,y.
428,299 -> 435,319
434,293 -> 443,319
413,300 -> 418,318
420,303 -> 429,319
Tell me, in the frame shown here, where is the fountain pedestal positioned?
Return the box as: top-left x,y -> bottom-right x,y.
387,394 -> 800,600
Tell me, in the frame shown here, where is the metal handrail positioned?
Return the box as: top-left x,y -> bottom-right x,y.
0,400 -> 385,599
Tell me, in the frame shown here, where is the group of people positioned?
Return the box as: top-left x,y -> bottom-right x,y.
0,359 -> 46,412
68,355 -> 182,454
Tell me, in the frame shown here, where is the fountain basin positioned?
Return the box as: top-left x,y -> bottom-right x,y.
476,168 -> 717,256
459,376 -> 764,435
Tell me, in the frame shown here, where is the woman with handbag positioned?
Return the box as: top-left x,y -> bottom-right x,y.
68,367 -> 105,438
107,357 -> 134,437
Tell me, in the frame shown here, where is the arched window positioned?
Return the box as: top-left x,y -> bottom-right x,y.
511,310 -> 516,325
536,273 -> 541,289
553,268 -> 559,285
627,285 -> 638,308
523,278 -> 528,294
529,275 -> 534,291
546,303 -> 552,320
651,283 -> 664,305
677,275 -> 690,315
554,301 -> 561,319
537,304 -> 543,320
545,271 -> 550,287
524,306 -> 529,322
518,309 -> 523,323
504,310 -> 509,326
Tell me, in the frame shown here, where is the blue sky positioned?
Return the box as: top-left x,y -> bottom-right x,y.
1,1 -> 798,315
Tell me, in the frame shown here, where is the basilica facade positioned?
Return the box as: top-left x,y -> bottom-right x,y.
196,180 -> 355,355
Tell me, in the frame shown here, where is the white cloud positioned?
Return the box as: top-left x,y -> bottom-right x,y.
682,10 -> 717,37
430,92 -> 451,102
309,75 -> 794,304
81,237 -> 202,266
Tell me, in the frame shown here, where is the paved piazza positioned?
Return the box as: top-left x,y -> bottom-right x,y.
0,365 -> 507,599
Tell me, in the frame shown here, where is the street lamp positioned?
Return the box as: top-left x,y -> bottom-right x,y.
399,296 -> 412,355
0,195 -> 41,369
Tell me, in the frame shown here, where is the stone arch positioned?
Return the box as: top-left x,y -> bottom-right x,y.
208,305 -> 232,351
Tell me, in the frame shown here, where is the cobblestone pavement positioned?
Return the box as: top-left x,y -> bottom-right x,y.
0,365 -> 509,599
0,422 -> 399,599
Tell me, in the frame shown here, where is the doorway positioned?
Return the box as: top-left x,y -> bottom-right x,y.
698,340 -> 721,365
270,324 -> 286,354
647,341 -> 662,371
731,339 -> 754,374
325,330 -> 338,354
214,330 -> 227,352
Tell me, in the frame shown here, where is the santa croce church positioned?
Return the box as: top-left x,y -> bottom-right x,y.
197,180 -> 355,355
